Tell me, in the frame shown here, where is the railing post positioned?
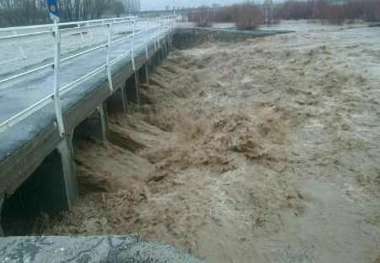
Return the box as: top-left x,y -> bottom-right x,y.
88,22 -> 94,41
145,21 -> 150,61
78,24 -> 84,48
144,37 -> 150,85
106,23 -> 113,92
12,30 -> 27,60
53,21 -> 65,137
131,20 -> 136,72
157,17 -> 161,49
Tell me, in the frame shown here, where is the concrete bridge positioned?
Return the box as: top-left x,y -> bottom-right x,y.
0,16 -> 175,235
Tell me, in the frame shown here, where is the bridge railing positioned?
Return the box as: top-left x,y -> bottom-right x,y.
0,15 -> 176,136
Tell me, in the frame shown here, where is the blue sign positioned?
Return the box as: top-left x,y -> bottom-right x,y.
47,0 -> 59,21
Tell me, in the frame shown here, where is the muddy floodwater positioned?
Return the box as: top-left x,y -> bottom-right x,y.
35,22 -> 380,263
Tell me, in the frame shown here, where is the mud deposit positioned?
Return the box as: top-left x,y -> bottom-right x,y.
36,23 -> 380,263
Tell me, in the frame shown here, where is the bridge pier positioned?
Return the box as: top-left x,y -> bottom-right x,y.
152,49 -> 161,68
148,53 -> 155,73
106,87 -> 128,114
1,138 -> 78,235
126,73 -> 140,105
138,64 -> 150,85
163,38 -> 169,59
0,197 -> 3,236
56,136 -> 79,210
74,105 -> 109,143
159,41 -> 165,62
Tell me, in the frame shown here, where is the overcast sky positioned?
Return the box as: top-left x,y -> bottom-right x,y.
141,0 -> 257,10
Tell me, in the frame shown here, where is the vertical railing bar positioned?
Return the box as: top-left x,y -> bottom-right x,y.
78,24 -> 85,48
12,30 -> 27,60
153,22 -> 157,52
106,22 -> 113,92
131,19 -> 136,72
145,21 -> 149,61
88,22 -> 94,41
53,21 -> 65,137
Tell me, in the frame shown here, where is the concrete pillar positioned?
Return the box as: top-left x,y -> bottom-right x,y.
134,71 -> 141,105
0,138 -> 78,235
56,136 -> 79,210
144,64 -> 150,85
168,34 -> 173,50
106,87 -> 128,114
138,64 -> 150,85
163,38 -> 168,58
3,140 -> 78,217
98,105 -> 108,141
126,73 -> 140,105
151,53 -> 157,68
159,42 -> 165,62
121,87 -> 128,112
0,197 -> 3,236
167,36 -> 171,54
73,105 -> 109,143
158,47 -> 162,63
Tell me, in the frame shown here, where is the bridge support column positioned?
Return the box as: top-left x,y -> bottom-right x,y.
139,64 -> 150,85
106,87 -> 128,114
159,42 -> 165,62
0,197 -> 4,236
73,104 -> 108,143
151,53 -> 156,69
98,105 -> 108,141
126,73 -> 140,105
56,136 -> 79,210
163,38 -> 168,58
144,64 -> 150,85
168,34 -> 173,50
0,139 -> 78,235
166,36 -> 171,54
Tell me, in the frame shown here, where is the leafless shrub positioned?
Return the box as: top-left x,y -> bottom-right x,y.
274,0 -> 380,24
188,6 -> 213,27
234,4 -> 265,30
188,3 -> 265,30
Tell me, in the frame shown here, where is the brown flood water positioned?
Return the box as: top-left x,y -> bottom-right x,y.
35,22 -> 380,263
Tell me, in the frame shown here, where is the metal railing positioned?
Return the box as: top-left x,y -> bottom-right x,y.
0,15 -> 176,136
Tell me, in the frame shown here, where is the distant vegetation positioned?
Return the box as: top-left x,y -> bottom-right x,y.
188,4 -> 265,30
275,0 -> 380,24
188,0 -> 380,29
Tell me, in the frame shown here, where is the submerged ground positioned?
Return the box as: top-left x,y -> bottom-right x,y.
35,22 -> 380,262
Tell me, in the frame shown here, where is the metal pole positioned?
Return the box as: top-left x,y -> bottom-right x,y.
78,24 -> 84,48
106,23 -> 113,92
131,20 -> 136,71
53,21 -> 65,137
145,21 -> 150,61
157,17 -> 161,49
144,36 -> 150,85
12,30 -> 27,60
145,44 -> 149,61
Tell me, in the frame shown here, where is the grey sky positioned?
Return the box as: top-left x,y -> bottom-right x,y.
141,0 -> 251,10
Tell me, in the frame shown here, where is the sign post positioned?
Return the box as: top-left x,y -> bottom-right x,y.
48,0 -> 65,136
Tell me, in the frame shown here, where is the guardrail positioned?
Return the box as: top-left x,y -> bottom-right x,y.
0,15 -> 176,136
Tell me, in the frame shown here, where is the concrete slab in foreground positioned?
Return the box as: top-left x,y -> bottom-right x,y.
0,236 -> 204,263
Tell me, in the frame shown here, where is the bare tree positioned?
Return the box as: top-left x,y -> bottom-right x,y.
110,1 -> 125,17
0,0 -> 116,27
